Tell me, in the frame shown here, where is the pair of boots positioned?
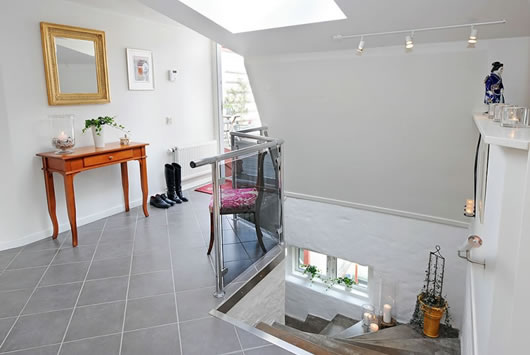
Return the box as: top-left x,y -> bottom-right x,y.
165,163 -> 188,204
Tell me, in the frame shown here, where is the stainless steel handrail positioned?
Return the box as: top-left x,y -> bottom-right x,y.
230,131 -> 277,142
190,130 -> 284,298
190,139 -> 284,168
235,126 -> 269,134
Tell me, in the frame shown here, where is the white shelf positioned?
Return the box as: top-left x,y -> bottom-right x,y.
473,113 -> 530,150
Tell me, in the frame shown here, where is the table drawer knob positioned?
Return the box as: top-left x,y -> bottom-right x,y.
108,156 -> 113,160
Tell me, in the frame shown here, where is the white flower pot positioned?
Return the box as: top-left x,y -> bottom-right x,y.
91,126 -> 105,148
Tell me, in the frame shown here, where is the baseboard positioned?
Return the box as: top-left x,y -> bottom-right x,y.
285,191 -> 469,228
0,199 -> 142,251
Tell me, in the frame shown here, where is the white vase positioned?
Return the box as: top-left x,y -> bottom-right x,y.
91,126 -> 105,148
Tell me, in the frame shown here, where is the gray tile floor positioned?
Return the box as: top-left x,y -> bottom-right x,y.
0,190 -> 288,355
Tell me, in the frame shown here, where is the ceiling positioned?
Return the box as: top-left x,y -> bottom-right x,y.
71,0 -> 530,56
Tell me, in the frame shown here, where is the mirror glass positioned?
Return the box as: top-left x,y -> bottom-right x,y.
55,37 -> 98,94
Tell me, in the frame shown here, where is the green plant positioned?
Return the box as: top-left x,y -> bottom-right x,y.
337,276 -> 357,289
301,264 -> 319,280
82,116 -> 128,136
223,79 -> 250,116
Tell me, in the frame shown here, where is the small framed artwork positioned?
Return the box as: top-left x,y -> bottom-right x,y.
126,48 -> 154,90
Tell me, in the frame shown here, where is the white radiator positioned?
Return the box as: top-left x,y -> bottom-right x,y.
169,141 -> 217,181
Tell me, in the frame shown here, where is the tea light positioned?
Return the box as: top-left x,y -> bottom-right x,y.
464,199 -> 475,217
501,106 -> 529,128
383,304 -> 392,323
369,323 -> 379,332
57,131 -> 67,140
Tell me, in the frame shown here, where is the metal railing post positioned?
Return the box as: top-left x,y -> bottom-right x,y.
278,145 -> 285,245
211,162 -> 225,298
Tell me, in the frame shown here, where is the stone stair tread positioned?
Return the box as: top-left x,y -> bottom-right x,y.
320,314 -> 359,336
343,338 -> 460,355
340,325 -> 423,341
286,314 -> 331,334
268,321 -> 387,355
334,339 -> 423,355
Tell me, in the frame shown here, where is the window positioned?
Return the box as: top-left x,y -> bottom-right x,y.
295,248 -> 368,289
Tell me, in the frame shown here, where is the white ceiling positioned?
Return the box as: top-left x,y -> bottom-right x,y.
71,0 -> 530,56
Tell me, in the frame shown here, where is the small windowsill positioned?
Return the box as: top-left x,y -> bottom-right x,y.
287,273 -> 370,307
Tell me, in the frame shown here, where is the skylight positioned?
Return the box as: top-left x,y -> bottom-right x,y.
178,0 -> 347,33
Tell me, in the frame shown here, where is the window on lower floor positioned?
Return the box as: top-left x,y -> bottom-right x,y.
295,248 -> 369,289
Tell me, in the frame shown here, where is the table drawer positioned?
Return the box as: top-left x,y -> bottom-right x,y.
84,149 -> 133,167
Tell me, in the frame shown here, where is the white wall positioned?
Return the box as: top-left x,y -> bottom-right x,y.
0,0 -> 215,250
284,197 -> 468,328
246,37 -> 530,224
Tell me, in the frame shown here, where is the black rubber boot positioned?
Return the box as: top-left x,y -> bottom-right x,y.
150,195 -> 170,209
172,163 -> 188,202
165,164 -> 182,204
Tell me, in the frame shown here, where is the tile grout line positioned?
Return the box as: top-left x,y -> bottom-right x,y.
55,217 -> 109,355
189,196 -> 217,273
0,243 -> 29,276
0,234 -> 68,352
165,208 -> 184,355
233,324 -> 246,354
117,209 -> 140,355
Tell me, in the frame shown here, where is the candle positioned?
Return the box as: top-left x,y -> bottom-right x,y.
57,131 -> 67,140
383,304 -> 392,323
363,312 -> 371,325
369,323 -> 379,332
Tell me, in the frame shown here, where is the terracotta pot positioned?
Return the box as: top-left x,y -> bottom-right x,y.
418,294 -> 446,338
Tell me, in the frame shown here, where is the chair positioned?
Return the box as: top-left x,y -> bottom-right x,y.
208,151 -> 268,255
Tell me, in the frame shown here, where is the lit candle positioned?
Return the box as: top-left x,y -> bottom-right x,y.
57,131 -> 67,140
363,312 -> 371,325
383,304 -> 392,323
369,323 -> 379,332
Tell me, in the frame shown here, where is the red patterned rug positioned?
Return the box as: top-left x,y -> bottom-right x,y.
195,179 -> 233,195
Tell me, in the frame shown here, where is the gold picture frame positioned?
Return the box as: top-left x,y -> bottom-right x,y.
40,22 -> 110,105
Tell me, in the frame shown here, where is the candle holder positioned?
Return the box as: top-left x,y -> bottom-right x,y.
487,103 -> 498,119
361,304 -> 376,327
501,106 -> 529,128
120,134 -> 130,145
493,104 -> 510,122
50,114 -> 75,154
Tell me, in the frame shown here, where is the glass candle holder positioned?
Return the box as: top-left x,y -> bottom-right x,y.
493,104 -> 509,122
362,304 -> 375,326
501,106 -> 529,128
488,103 -> 498,119
50,114 -> 75,154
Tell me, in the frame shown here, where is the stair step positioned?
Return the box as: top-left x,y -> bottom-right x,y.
285,314 -> 330,334
343,338 -> 460,354
268,321 -> 387,355
257,322 -> 342,355
338,324 -> 423,341
320,314 -> 359,336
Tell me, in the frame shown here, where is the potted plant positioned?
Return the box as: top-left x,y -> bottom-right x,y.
411,245 -> 449,338
301,264 -> 319,282
82,116 -> 128,148
337,275 -> 357,291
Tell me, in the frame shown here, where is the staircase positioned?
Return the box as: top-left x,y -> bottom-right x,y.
256,314 -> 460,354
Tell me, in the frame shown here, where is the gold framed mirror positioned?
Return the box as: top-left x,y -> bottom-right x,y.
40,22 -> 110,105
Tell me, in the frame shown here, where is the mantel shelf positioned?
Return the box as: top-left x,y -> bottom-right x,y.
473,114 -> 530,151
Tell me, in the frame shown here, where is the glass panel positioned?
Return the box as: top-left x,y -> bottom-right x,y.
55,37 -> 98,94
216,145 -> 281,286
220,47 -> 261,147
337,258 -> 368,288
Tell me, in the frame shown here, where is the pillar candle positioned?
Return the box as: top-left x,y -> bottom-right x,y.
383,304 -> 392,323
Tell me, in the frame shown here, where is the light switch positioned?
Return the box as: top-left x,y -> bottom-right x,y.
166,117 -> 173,125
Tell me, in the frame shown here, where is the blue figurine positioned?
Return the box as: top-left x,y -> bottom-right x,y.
484,61 -> 504,104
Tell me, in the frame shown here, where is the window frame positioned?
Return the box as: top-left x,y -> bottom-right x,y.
294,247 -> 369,291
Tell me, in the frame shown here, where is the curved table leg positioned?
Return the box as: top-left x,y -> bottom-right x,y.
64,173 -> 78,247
139,158 -> 149,217
121,162 -> 130,212
43,168 -> 59,239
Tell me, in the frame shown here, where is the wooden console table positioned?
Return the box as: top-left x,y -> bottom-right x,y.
37,142 -> 149,247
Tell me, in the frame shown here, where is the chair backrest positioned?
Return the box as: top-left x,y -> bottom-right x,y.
255,150 -> 267,211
